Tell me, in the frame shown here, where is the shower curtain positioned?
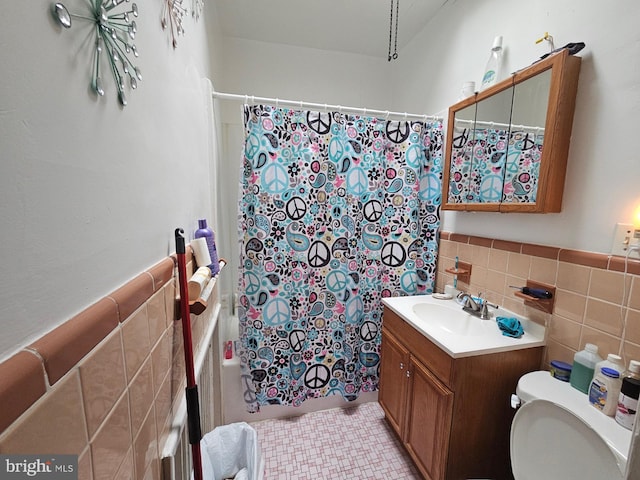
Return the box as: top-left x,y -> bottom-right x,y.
237,105 -> 443,411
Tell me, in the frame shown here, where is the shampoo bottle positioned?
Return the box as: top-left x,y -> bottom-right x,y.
481,36 -> 503,89
195,219 -> 220,276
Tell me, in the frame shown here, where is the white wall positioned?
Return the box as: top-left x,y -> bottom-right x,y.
391,0 -> 640,254
0,1 -> 224,361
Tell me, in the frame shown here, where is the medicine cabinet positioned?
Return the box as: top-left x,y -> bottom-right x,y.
442,49 -> 581,212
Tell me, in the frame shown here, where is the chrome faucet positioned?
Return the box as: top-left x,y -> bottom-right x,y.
457,292 -> 481,311
457,292 -> 498,320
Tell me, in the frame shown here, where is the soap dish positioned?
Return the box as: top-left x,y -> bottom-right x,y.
432,293 -> 453,300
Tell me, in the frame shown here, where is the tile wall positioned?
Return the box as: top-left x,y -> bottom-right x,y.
0,250 -> 220,480
436,232 -> 640,368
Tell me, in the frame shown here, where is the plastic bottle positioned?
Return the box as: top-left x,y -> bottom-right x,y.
592,353 -> 625,384
589,367 -> 622,416
481,36 -> 503,89
615,360 -> 640,430
458,81 -> 476,101
191,237 -> 212,268
188,266 -> 212,299
195,219 -> 220,275
570,343 -> 602,394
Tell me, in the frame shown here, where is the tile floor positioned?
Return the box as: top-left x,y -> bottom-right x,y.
251,401 -> 421,479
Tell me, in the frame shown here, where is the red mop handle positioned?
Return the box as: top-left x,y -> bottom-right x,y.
175,228 -> 203,480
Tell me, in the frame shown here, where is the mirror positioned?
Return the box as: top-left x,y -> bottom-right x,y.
448,103 -> 476,203
503,69 -> 552,204
443,50 -> 581,213
470,87 -> 513,204
447,85 -> 515,208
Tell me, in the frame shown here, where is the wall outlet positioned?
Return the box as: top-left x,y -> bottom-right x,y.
611,223 -> 640,257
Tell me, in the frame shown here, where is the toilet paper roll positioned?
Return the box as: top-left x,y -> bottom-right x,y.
192,237 -> 212,267
188,266 -> 212,299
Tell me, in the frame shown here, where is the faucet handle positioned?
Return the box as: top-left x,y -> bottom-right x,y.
480,300 -> 499,319
480,302 -> 489,319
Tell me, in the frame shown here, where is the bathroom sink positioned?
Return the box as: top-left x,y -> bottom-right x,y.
382,295 -> 546,358
411,303 -> 494,337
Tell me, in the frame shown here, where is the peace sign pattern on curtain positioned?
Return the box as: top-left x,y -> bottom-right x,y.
237,105 -> 443,412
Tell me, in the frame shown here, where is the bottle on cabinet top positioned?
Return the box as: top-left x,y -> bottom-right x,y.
195,219 -> 220,276
481,36 -> 503,89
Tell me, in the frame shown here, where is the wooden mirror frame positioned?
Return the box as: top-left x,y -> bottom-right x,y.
442,50 -> 581,213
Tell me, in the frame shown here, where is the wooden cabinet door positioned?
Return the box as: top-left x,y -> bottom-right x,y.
379,329 -> 410,437
405,358 -> 454,480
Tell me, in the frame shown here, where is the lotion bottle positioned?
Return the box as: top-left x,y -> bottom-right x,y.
592,353 -> 625,385
589,367 -> 622,416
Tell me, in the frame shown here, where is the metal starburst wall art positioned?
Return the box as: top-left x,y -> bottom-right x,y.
192,0 -> 204,22
161,0 -> 186,48
52,0 -> 142,106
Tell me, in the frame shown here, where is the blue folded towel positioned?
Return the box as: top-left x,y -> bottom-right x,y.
496,317 -> 524,338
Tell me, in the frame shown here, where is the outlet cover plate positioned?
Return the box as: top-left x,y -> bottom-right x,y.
611,223 -> 639,257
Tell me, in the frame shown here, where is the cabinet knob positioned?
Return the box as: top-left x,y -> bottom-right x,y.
399,362 -> 404,370
406,370 -> 411,378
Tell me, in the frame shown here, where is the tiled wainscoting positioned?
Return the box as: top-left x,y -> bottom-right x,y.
0,248 -> 219,480
437,232 -> 640,367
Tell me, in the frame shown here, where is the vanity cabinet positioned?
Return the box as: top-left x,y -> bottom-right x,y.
379,308 -> 543,480
442,49 -> 581,212
379,329 -> 412,433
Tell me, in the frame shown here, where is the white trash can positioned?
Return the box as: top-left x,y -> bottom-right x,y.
199,422 -> 263,480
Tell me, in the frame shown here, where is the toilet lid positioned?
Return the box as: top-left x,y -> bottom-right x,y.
511,399 -> 623,480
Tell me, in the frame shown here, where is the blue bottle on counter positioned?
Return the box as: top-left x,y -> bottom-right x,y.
195,219 -> 220,275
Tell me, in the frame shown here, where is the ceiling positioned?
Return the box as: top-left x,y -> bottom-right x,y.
214,0 -> 449,58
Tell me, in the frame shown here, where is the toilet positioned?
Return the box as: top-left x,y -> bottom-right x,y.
509,370 -> 631,479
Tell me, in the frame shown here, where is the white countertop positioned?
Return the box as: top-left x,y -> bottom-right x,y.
382,294 -> 546,358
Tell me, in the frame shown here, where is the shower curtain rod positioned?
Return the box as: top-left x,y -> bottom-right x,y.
211,91 -> 443,121
455,118 -> 545,132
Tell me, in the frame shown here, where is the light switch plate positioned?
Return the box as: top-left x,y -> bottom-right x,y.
611,223 -> 639,257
